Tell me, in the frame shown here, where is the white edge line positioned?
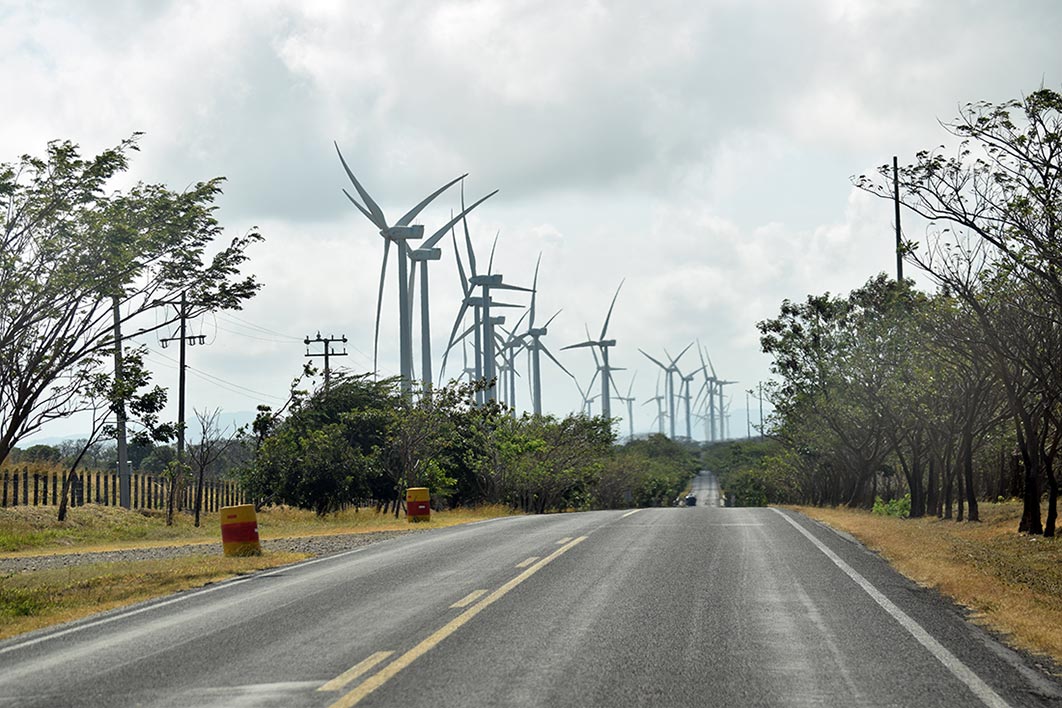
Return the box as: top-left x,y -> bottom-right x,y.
0,545 -> 372,656
621,509 -> 642,518
772,509 -> 1011,708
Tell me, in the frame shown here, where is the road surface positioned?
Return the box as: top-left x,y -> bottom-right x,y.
1,472 -> 1058,707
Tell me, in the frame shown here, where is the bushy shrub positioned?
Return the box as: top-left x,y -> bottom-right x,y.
872,494 -> 911,518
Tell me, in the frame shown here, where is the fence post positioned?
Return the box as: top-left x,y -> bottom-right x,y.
2,471 -> 7,507
10,472 -> 16,507
33,473 -> 39,506
22,468 -> 29,505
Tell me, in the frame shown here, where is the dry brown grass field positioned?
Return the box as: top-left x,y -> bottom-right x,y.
795,500 -> 1061,667
0,503 -> 517,639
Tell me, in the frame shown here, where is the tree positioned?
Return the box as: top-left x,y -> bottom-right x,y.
56,348 -> 171,521
189,408 -> 237,527
0,136 -> 261,466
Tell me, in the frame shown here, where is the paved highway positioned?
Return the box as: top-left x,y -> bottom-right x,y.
1,472 -> 1059,707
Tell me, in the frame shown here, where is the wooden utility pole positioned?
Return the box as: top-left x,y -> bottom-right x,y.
893,156 -> 903,282
304,333 -> 347,390
160,292 -> 206,523
112,296 -> 131,508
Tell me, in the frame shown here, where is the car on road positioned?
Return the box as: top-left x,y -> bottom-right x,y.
684,493 -> 697,506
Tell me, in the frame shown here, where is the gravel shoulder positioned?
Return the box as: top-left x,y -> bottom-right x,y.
0,530 -> 418,573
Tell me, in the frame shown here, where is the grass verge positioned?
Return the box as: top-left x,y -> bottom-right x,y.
793,500 -> 1062,667
0,503 -> 518,555
0,503 -> 518,640
0,552 -> 307,641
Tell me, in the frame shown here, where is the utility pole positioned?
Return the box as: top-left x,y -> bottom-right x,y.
746,389 -> 752,439
304,332 -> 348,390
160,292 -> 206,520
758,381 -> 765,441
112,296 -> 131,509
893,156 -> 903,282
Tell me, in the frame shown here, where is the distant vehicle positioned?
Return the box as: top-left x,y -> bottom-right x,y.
684,493 -> 697,506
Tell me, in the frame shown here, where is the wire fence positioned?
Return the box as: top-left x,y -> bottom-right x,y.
0,467 -> 247,512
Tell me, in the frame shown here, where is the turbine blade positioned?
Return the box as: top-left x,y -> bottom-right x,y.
488,230 -> 499,274
627,371 -> 637,397
342,188 -> 377,225
543,309 -> 562,328
335,143 -> 387,229
540,344 -> 576,378
421,188 -> 499,249
461,182 -> 478,277
600,278 -> 624,340
451,222 -> 468,292
374,237 -> 391,374
529,253 -> 542,328
396,173 -> 469,227
491,282 -> 534,293
560,340 -> 597,351
670,341 -> 695,366
639,348 -> 669,370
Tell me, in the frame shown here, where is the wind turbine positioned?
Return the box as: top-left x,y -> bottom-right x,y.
520,255 -> 574,416
336,143 -> 465,397
677,366 -> 697,440
614,372 -> 638,441
643,373 -> 667,435
407,186 -> 498,392
442,222 -> 530,403
562,281 -> 624,421
639,342 -> 693,439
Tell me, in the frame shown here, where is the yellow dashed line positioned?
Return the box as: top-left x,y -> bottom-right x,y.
556,537 -> 572,544
450,590 -> 487,608
515,556 -> 539,568
328,536 -> 587,708
318,651 -> 394,692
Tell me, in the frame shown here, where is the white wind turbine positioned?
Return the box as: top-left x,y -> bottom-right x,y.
336,143 -> 467,397
562,281 -> 625,421
441,223 -> 530,403
614,372 -> 638,441
407,186 -> 498,392
519,255 -> 575,416
639,342 -> 693,439
643,373 -> 667,435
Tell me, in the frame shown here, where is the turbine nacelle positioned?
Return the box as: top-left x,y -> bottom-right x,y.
409,247 -> 442,261
529,327 -> 548,337
470,274 -> 504,287
381,225 -> 424,240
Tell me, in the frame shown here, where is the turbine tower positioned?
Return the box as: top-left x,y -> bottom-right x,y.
639,342 -> 693,439
408,187 -> 498,392
562,281 -> 624,421
614,373 -> 638,441
520,255 -> 574,416
336,143 -> 465,397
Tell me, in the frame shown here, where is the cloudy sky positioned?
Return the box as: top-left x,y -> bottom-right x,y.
5,0 -> 1060,443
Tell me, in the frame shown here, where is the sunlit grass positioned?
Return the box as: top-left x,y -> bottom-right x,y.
793,500 -> 1062,666
0,503 -> 520,555
0,502 -> 520,640
0,552 -> 306,641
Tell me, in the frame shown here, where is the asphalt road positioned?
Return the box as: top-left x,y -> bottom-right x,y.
1,472 -> 1059,707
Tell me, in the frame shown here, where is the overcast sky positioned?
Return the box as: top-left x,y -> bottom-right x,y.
5,0 -> 1061,443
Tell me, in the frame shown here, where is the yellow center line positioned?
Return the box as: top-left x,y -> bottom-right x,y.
621,509 -> 642,518
318,651 -> 394,692
328,536 -> 588,708
515,556 -> 540,568
450,589 -> 487,608
556,537 -> 572,544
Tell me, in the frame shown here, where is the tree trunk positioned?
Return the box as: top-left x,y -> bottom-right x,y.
957,470 -> 965,522
1018,446 -> 1044,534
943,467 -> 953,520
926,456 -> 938,518
194,466 -> 205,528
1044,466 -> 1058,538
962,424 -> 979,522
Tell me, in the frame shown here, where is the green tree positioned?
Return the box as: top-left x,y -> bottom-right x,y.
0,136 -> 261,466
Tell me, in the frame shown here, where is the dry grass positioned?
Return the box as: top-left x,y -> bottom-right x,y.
794,500 -> 1062,666
0,552 -> 306,641
0,503 -> 519,555
0,503 -> 519,640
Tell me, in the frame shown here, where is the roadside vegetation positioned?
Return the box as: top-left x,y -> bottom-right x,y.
798,501 -> 1062,666
750,88 -> 1062,538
